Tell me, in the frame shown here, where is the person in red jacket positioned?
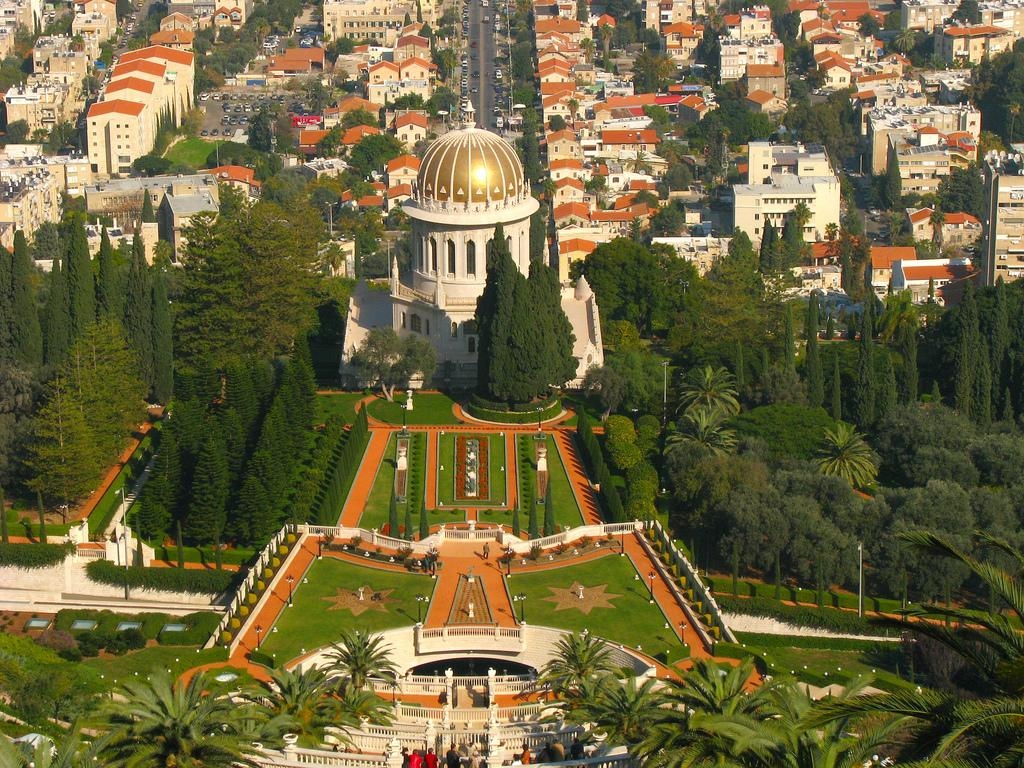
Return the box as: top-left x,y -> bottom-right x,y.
410,750 -> 424,768
426,747 -> 439,768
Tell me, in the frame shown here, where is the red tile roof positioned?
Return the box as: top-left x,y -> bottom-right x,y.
88,99 -> 146,117
871,245 -> 916,270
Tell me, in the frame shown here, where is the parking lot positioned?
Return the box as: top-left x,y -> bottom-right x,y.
195,91 -> 287,138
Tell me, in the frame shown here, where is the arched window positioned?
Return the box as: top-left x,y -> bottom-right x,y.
425,319 -> 430,335
451,322 -> 458,337
466,241 -> 477,277
429,238 -> 437,273
468,337 -> 476,353
447,240 -> 456,275
410,314 -> 422,333
401,311 -> 407,328
506,235 -> 512,254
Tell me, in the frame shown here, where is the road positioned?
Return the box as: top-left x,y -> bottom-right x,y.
464,0 -> 505,131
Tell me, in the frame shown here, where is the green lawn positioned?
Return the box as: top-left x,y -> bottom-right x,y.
367,392 -> 461,425
360,433 -> 398,532
509,555 -> 685,661
437,433 -> 506,507
315,393 -> 366,425
704,574 -> 906,615
480,435 -> 582,529
82,646 -> 227,686
163,137 -> 223,169
259,557 -> 435,664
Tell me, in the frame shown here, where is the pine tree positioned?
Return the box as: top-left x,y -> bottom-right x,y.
183,434 -> 229,547
25,375 -> 98,507
10,231 -> 41,367
64,218 -> 94,339
96,228 -> 116,320
0,238 -> 11,359
804,295 -> 823,407
236,473 -> 274,545
831,352 -> 842,421
141,192 -> 156,223
124,234 -> 153,391
44,257 -> 71,367
225,363 -> 260,449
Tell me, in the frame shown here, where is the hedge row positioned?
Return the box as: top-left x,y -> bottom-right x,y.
464,400 -> 561,424
85,559 -> 236,595
468,393 -> 558,413
576,413 -> 624,522
0,542 -> 74,569
312,405 -> 370,525
54,608 -> 218,646
290,415 -> 347,524
716,595 -> 894,636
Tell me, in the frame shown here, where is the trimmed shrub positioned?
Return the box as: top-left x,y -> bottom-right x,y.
156,612 -> 219,645
248,649 -> 276,668
0,542 -> 74,568
716,595 -> 888,636
221,630 -> 233,644
85,560 -> 235,595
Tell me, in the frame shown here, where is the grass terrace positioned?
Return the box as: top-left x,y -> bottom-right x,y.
257,557 -> 436,664
315,393 -> 366,425
163,137 -> 224,169
508,554 -> 686,661
83,647 -> 228,686
436,432 -> 507,507
359,432 -> 433,533
367,392 -> 461,426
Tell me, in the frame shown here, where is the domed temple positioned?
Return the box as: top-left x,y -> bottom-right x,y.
341,126 -> 603,388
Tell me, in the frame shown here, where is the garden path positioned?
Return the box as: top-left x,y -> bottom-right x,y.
552,429 -> 603,526
425,429 -> 439,509
339,428 -> 391,527
424,540 -> 516,629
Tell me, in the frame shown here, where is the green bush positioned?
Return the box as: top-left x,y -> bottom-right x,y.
464,399 -> 561,423
156,612 -> 220,645
248,649 -> 277,668
85,560 -> 236,595
0,542 -> 74,568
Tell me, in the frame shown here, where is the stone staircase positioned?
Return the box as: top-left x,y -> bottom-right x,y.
447,573 -> 494,625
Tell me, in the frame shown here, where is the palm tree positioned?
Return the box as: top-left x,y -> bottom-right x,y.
336,685 -> 394,725
326,629 -> 397,692
599,24 -> 614,68
806,531 -> 1024,766
876,289 -> 918,343
567,98 -> 579,127
894,27 -> 917,54
677,366 -> 740,417
94,672 -> 265,768
929,207 -> 946,252
570,676 -> 668,746
248,666 -> 340,746
3,729 -> 98,768
665,406 -> 737,457
815,421 -> 877,489
540,632 -> 615,698
580,37 -> 595,64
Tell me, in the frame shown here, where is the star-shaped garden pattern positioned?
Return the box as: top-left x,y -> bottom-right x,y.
322,586 -> 396,616
542,582 -> 621,615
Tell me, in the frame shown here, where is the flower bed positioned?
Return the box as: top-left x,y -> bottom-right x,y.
455,435 -> 489,501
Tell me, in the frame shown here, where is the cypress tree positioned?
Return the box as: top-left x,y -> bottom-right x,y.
64,219 -> 94,338
512,505 -> 521,536
141,192 -> 156,223
43,257 -> 71,367
853,303 -> 875,427
735,341 -> 746,392
954,286 -> 979,417
529,203 -> 547,264
931,379 -> 942,404
36,489 -> 45,544
528,495 -> 539,539
782,304 -> 795,371
176,519 -> 184,568
991,280 -> 1010,411
151,263 -> 173,403
184,434 -> 228,547
758,219 -> 778,273
475,224 -> 522,402
877,350 -> 897,423
974,341 -> 992,425
404,505 -> 413,541
900,324 -> 918,404
526,258 -> 576,398
0,238 -> 11,359
419,503 -> 428,539
825,313 -> 835,340
1003,387 -> 1015,421
0,485 -> 7,544
954,333 -> 974,416
124,234 -> 153,390
96,228 -> 116,320
388,493 -> 399,537
804,295 -> 823,407
10,231 -> 41,367
831,352 -> 842,422
543,483 -> 555,536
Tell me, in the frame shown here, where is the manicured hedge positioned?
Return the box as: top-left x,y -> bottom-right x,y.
0,542 -> 74,568
468,393 -> 558,413
248,649 -> 278,668
716,595 -> 895,636
156,611 -> 219,645
313,405 -> 370,525
56,609 -> 170,639
85,560 -> 236,595
464,399 -> 561,424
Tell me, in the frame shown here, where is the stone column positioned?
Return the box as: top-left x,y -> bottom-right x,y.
387,737 -> 404,768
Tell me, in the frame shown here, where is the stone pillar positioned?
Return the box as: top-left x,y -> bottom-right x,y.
387,737 -> 404,768
487,667 -> 496,706
485,706 -> 503,768
426,720 -> 437,754
445,668 -> 454,707
283,733 -> 299,760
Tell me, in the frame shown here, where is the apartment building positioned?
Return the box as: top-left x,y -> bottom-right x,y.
733,173 -> 841,244
0,169 -> 62,238
981,153 -> 1024,285
322,0 -> 435,46
651,235 -> 732,275
724,5 -> 772,39
917,68 -> 972,103
719,37 -> 784,81
167,0 -> 252,25
87,46 -> 195,177
4,80 -> 82,132
867,104 -> 981,173
366,57 -> 434,106
72,0 -> 117,58
900,0 -> 957,31
746,141 -> 833,183
33,36 -> 90,81
661,21 -> 703,66
887,129 -> 975,196
937,24 -> 1012,64
0,0 -> 34,31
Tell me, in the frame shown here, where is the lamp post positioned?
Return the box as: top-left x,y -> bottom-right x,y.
119,531 -> 130,601
255,624 -> 264,649
620,526 -> 626,557
679,622 -> 687,643
648,570 -> 656,603
505,548 -> 512,576
415,594 -> 427,623
513,593 -> 527,622
858,542 -> 864,618
286,574 -> 295,607
318,535 -> 324,559
661,360 -> 669,427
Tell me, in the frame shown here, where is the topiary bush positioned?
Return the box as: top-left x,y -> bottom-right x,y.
85,560 -> 235,595
0,542 -> 74,568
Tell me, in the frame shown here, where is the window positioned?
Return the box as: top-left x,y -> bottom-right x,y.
425,320 -> 430,335
451,321 -> 458,337
447,240 -> 456,275
468,337 -> 476,353
410,314 -> 421,332
401,311 -> 407,328
429,237 -> 437,272
467,241 -> 476,276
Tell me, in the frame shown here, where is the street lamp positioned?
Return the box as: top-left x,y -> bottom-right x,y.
648,570 -> 656,603
513,593 -> 527,622
119,531 -> 130,601
415,594 -> 427,623
661,360 -> 669,427
255,624 -> 264,649
858,542 -> 864,618
620,526 -> 626,556
679,622 -> 687,643
286,574 -> 295,607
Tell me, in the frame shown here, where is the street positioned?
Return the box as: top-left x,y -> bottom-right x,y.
463,0 -> 506,131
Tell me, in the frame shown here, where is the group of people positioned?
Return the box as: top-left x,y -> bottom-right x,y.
403,739 -> 585,768
415,548 -> 440,575
512,739 -> 584,765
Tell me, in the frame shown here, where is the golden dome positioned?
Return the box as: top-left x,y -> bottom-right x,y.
416,127 -> 526,206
